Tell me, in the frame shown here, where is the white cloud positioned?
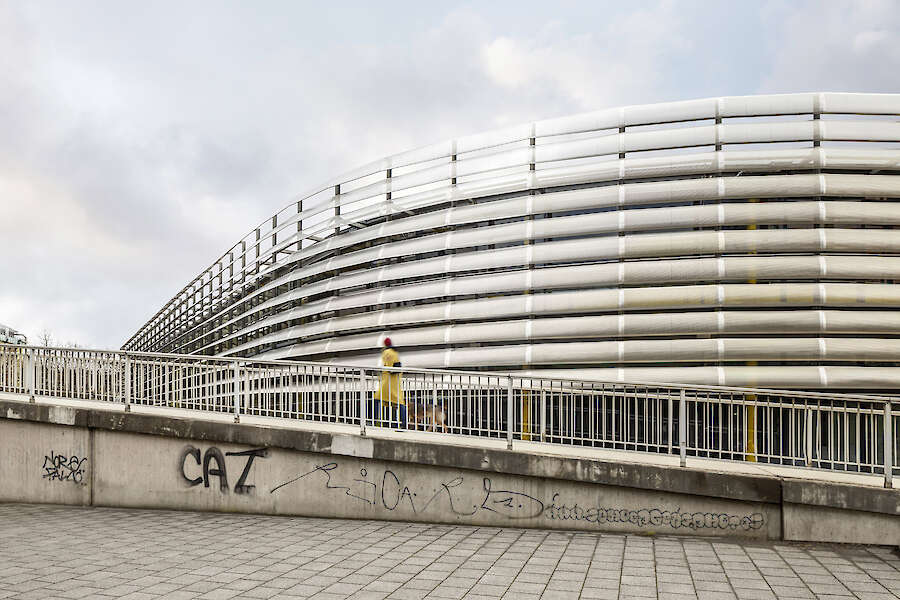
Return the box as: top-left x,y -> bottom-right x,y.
480,2 -> 692,115
760,0 -> 900,92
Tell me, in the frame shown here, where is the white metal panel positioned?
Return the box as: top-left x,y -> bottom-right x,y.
535,134 -> 620,163
719,121 -> 814,144
824,120 -> 900,142
534,107 -> 621,137
532,237 -> 617,263
623,125 -> 716,152
454,147 -> 532,178
622,176 -> 719,207
821,148 -> 900,170
820,92 -> 900,115
624,98 -> 717,125
529,316 -> 618,339
822,173 -> 900,198
722,311 -> 820,333
720,148 -> 819,171
718,93 -> 816,117
454,123 -> 534,154
446,320 -> 527,344
723,174 -> 820,198
532,288 -> 620,313
827,255 -> 900,279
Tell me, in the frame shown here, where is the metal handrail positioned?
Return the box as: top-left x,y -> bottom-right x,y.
6,343 -> 900,403
1,343 -> 896,488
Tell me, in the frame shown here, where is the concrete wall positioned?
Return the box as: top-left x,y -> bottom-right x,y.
783,504 -> 900,546
1,399 -> 897,545
0,418 -> 90,507
92,430 -> 779,539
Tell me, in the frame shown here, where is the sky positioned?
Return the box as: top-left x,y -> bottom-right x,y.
1,0 -> 898,349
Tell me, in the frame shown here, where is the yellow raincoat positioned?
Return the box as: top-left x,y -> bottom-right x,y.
374,347 -> 403,405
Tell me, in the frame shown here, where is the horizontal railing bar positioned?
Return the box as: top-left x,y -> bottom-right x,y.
7,344 -> 898,406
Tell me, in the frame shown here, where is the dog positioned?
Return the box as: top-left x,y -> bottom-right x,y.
407,402 -> 448,433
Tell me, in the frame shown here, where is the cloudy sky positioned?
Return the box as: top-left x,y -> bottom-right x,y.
1,0 -> 898,349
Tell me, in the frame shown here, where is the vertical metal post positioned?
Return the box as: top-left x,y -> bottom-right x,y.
679,390 -> 687,467
233,362 -> 241,423
507,378 -> 514,450
359,368 -> 367,437
540,389 -> 546,443
123,355 -> 132,412
334,184 -> 341,237
667,394 -> 673,455
450,143 -> 457,186
885,402 -> 893,489
432,378 -> 439,433
805,408 -> 813,467
164,362 -> 169,406
296,199 -> 303,251
271,214 -> 278,250
25,349 -> 35,402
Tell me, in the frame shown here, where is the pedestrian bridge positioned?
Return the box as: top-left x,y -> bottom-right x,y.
0,345 -> 897,546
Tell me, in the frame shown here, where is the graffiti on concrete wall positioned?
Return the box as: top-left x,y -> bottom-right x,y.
179,445 -> 268,494
42,451 -> 87,484
270,462 -> 544,519
543,494 -> 765,531
269,460 -> 765,532
172,445 -> 765,531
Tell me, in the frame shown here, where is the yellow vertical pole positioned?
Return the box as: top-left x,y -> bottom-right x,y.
746,389 -> 758,462
521,389 -> 531,441
521,134 -> 536,443
745,198 -> 758,462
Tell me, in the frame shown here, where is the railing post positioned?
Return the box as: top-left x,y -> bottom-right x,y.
432,378 -> 440,432
164,361 -> 169,406
539,389 -> 546,443
679,389 -> 687,467
885,402 -> 893,489
805,408 -> 813,467
359,368 -> 367,437
507,378 -> 514,450
123,355 -> 131,412
667,393 -> 673,455
233,362 -> 241,423
25,349 -> 35,402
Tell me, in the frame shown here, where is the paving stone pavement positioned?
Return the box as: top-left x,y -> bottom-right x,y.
0,504 -> 898,600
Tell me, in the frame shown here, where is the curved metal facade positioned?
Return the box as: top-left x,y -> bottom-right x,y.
123,93 -> 900,389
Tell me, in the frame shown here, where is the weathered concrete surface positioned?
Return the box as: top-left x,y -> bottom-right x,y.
0,419 -> 90,506
1,397 -> 897,544
0,398 -> 781,502
783,502 -> 900,546
90,430 -> 778,538
782,478 -> 900,515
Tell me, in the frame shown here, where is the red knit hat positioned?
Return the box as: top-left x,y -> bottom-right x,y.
383,337 -> 392,347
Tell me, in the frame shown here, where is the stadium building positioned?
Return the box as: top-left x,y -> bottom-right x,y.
123,93 -> 900,390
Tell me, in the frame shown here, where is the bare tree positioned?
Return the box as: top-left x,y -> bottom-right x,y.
38,329 -> 53,347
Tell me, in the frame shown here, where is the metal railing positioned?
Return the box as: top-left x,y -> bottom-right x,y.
1,344 -> 897,488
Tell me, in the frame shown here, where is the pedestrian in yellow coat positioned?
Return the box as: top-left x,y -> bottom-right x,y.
374,337 -> 406,429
